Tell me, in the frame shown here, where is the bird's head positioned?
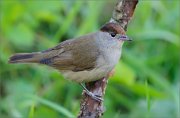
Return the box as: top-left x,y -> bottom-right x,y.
100,22 -> 131,42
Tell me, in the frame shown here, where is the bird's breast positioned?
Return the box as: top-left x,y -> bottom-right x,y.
99,46 -> 121,68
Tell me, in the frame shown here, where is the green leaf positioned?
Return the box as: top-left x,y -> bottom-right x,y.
29,95 -> 75,118
145,80 -> 151,112
76,1 -> 104,36
54,1 -> 83,42
135,29 -> 180,47
28,103 -> 35,118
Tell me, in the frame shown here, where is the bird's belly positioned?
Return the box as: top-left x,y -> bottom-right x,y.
61,67 -> 109,83
61,48 -> 121,83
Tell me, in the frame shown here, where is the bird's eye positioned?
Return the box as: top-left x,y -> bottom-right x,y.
110,33 -> 116,37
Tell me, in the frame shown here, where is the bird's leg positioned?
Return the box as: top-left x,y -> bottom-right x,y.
80,83 -> 103,102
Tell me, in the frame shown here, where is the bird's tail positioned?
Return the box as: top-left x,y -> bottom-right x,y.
8,52 -> 42,64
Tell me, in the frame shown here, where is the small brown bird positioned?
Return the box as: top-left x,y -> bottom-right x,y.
8,22 -> 131,101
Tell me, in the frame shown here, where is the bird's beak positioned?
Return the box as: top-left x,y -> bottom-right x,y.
117,34 -> 132,41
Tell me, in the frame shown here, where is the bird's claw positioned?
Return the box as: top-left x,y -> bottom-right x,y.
84,90 -> 103,102
80,83 -> 103,102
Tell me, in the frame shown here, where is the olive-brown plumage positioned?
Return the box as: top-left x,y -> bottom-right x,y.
9,22 -> 131,83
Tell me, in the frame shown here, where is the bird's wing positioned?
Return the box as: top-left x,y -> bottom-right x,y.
41,33 -> 100,72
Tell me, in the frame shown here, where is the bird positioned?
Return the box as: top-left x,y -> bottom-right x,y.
8,22 -> 131,101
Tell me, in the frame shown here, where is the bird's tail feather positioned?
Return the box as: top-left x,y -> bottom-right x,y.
8,52 -> 41,64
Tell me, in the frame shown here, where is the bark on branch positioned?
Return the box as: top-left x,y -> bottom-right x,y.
78,0 -> 138,118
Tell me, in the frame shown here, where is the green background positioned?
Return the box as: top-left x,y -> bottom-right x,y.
0,0 -> 179,118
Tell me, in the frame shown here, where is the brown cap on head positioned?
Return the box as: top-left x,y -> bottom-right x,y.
100,22 -> 125,35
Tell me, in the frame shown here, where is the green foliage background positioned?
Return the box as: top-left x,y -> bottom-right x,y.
0,0 -> 179,118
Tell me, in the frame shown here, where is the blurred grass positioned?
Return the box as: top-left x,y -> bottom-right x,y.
0,0 -> 180,118
28,95 -> 75,118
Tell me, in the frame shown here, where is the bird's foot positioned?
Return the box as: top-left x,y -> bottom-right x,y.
80,83 -> 103,102
83,90 -> 103,102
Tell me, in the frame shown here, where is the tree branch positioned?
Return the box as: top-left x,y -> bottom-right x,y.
111,0 -> 138,30
78,0 -> 138,118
